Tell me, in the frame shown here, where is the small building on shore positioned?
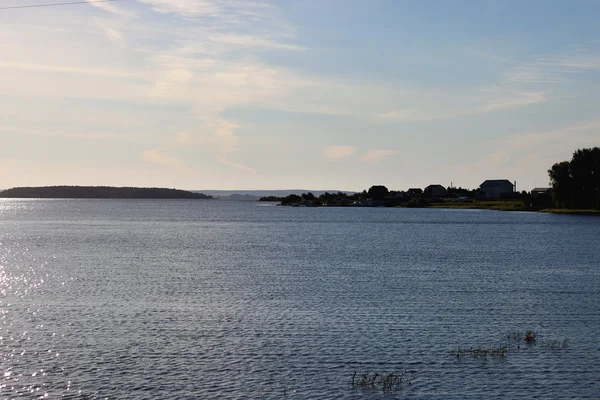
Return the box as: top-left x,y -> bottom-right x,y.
479,180 -> 515,199
424,184 -> 448,198
531,187 -> 552,197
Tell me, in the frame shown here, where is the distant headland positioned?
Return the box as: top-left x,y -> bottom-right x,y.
0,186 -> 212,199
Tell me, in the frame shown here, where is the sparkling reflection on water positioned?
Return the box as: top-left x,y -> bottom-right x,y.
1,199 -> 599,399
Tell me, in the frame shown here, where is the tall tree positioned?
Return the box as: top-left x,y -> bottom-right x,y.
367,185 -> 389,200
548,147 -> 600,209
570,147 -> 600,209
548,161 -> 573,208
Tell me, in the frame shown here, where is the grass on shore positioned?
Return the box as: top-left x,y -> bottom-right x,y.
539,208 -> 600,216
430,201 -> 600,214
429,200 -> 529,212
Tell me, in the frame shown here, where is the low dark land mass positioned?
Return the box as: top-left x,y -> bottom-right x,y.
0,186 -> 212,199
196,189 -> 354,198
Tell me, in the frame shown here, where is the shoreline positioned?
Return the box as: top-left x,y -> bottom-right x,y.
274,200 -> 600,215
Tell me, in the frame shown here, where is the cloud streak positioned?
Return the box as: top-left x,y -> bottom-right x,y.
325,146 -> 357,161
142,149 -> 187,170
361,149 -> 397,163
503,42 -> 600,84
0,61 -> 138,79
377,88 -> 545,122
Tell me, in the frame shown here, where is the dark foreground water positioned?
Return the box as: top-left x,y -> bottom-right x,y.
0,199 -> 599,399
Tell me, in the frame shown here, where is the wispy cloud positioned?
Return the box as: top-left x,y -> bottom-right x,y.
136,0 -> 282,29
94,18 -> 125,42
503,42 -> 600,84
457,117 -> 600,188
142,149 -> 187,169
377,88 -> 545,122
4,0 -> 599,190
208,33 -> 305,51
0,61 -> 138,79
378,108 -> 428,122
500,118 -> 600,152
89,0 -> 136,17
214,119 -> 257,174
478,89 -> 545,112
360,149 -> 397,163
0,125 -> 138,141
138,0 -> 221,16
379,42 -> 599,123
89,0 -> 136,42
325,146 -> 357,161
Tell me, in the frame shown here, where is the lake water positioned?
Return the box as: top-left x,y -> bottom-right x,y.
1,199 -> 599,399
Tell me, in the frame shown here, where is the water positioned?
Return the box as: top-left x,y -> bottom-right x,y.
1,199 -> 599,399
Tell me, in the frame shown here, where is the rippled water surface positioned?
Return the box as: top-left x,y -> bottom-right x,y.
1,199 -> 599,399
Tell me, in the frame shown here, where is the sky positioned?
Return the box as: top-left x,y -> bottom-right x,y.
1,0 -> 599,191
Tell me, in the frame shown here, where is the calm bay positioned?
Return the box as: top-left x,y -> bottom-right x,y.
1,199 -> 599,399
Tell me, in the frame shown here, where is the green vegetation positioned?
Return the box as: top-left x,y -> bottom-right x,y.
506,329 -> 524,341
506,329 -> 537,343
454,345 -> 509,360
351,370 -> 409,392
454,329 -> 569,362
278,191 -> 360,206
430,200 -> 529,211
524,329 -> 537,343
549,147 -> 600,210
258,196 -> 283,202
540,208 -> 600,216
0,186 -> 212,199
367,185 -> 389,200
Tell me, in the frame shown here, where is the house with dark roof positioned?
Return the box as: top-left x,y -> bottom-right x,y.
531,187 -> 552,197
529,187 -> 554,208
479,180 -> 514,199
424,184 -> 447,198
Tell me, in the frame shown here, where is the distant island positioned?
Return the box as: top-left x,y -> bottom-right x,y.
196,189 -> 354,200
0,186 -> 213,199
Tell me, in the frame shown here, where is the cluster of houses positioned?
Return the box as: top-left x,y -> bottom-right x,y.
362,180 -> 552,205
390,180 -> 520,201
422,180 -> 551,200
285,179 -> 553,207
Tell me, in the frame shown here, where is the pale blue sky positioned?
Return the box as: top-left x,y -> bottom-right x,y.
1,0 -> 599,190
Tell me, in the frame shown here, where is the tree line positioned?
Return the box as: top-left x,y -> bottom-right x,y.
548,147 -> 600,210
260,147 -> 599,210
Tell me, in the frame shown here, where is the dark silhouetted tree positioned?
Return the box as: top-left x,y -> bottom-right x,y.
281,194 -> 302,205
548,147 -> 600,209
301,192 -> 315,200
548,161 -> 573,208
367,185 -> 389,200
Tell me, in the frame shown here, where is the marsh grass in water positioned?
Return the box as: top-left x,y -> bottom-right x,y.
455,329 -> 567,361
506,329 -> 537,343
524,329 -> 537,343
352,370 -> 409,392
506,329 -> 524,341
541,338 -> 570,349
454,345 -> 509,360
